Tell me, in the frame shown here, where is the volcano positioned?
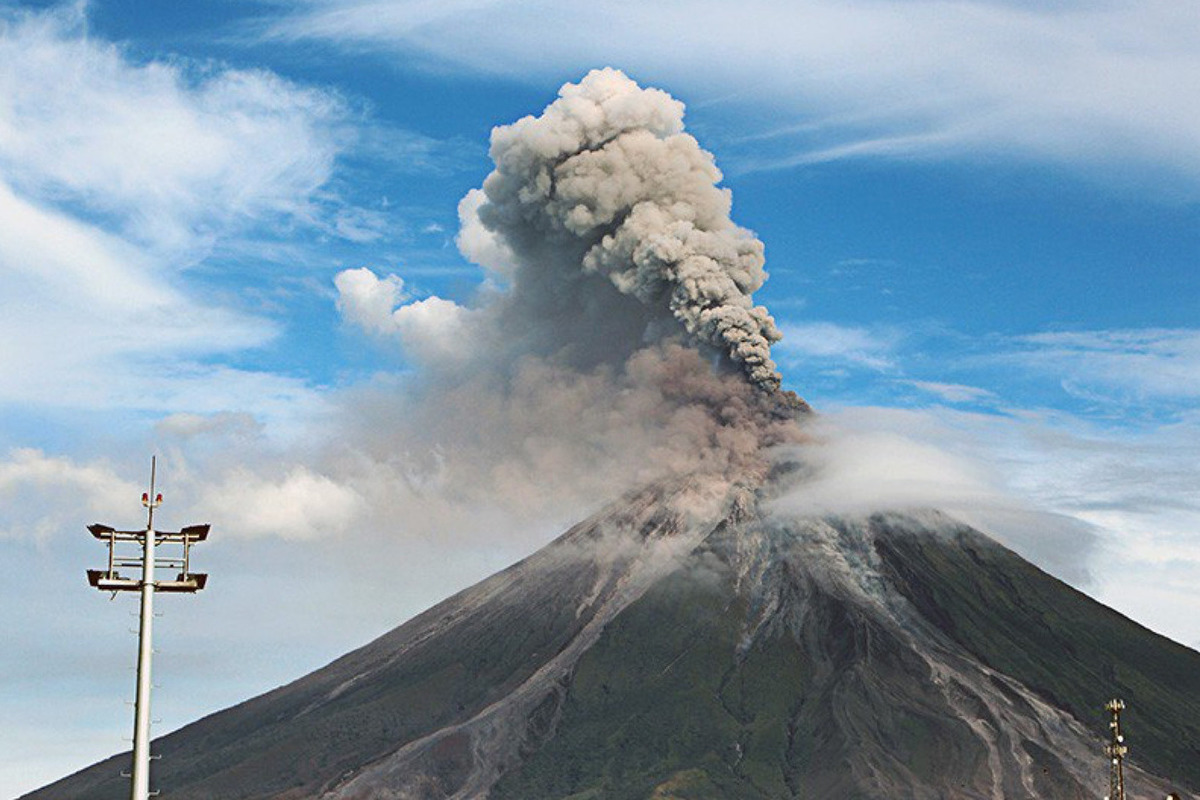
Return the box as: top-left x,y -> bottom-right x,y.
26,473 -> 1200,800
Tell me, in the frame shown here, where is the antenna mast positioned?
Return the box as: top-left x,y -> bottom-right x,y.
86,457 -> 210,800
1104,698 -> 1127,800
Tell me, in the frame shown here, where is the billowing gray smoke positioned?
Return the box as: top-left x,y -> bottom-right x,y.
335,69 -> 806,528
476,68 -> 784,391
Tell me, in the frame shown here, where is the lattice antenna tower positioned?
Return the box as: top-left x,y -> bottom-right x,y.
86,457 -> 210,800
1104,698 -> 1128,800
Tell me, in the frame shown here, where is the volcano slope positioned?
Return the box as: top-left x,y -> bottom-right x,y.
26,477 -> 1200,800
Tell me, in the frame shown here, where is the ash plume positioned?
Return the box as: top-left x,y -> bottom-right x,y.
476,67 -> 785,391
335,69 -> 807,523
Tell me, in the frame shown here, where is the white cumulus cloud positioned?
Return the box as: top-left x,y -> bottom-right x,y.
335,267 -> 473,362
199,466 -> 366,540
0,449 -> 141,541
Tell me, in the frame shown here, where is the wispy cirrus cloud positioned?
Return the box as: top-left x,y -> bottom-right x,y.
775,321 -> 897,371
0,4 -> 362,434
902,380 -> 997,405
259,0 -> 1200,185
0,160 -> 332,431
1003,328 -> 1200,405
772,318 -> 1199,421
0,5 -> 352,253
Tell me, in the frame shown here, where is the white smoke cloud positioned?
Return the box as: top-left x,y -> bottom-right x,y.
343,70 -> 789,389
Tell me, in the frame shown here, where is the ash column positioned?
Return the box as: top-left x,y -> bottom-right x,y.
86,457 -> 210,800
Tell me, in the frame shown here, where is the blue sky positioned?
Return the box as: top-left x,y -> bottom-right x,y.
2,1 -> 1198,795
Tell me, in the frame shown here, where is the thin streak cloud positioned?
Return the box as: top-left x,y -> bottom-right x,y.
1005,328 -> 1200,402
262,0 -> 1200,186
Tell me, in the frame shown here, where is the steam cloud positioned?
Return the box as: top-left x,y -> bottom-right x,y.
335,69 -> 807,522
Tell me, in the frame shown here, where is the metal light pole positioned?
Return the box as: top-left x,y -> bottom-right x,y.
86,457 -> 210,800
1104,698 -> 1128,800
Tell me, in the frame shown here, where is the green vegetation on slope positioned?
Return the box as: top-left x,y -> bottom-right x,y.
492,562 -> 810,800
871,514 -> 1200,791
493,537 -> 990,800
